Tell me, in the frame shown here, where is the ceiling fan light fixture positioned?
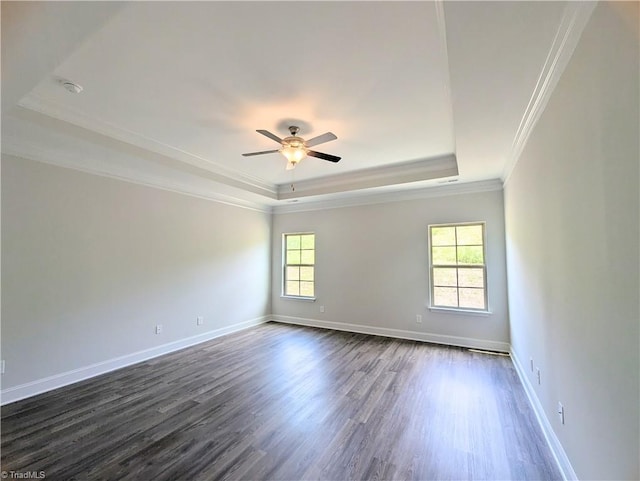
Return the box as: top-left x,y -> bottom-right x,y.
280,143 -> 307,165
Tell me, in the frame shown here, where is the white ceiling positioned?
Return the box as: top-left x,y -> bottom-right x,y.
2,1 -> 595,210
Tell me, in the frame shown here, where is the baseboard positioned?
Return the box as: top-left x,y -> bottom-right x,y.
270,315 -> 510,352
510,348 -> 577,481
0,316 -> 269,406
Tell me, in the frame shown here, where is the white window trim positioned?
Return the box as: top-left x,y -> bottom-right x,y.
428,221 -> 490,314
280,295 -> 317,302
282,232 -> 316,301
428,306 -> 492,316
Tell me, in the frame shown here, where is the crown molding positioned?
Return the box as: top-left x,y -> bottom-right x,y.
277,153 -> 458,200
18,94 -> 277,197
2,106 -> 494,215
3,137 -> 501,217
502,1 -> 597,185
1,147 -> 272,214
434,0 -> 457,152
273,178 -> 503,214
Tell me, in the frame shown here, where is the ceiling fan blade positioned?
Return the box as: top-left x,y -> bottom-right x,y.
256,129 -> 283,144
242,149 -> 280,157
307,150 -> 341,163
305,132 -> 337,148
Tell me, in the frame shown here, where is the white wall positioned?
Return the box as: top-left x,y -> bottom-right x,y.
272,187 -> 509,351
1,155 -> 271,400
504,2 -> 639,480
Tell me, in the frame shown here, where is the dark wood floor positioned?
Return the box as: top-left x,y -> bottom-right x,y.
1,322 -> 561,480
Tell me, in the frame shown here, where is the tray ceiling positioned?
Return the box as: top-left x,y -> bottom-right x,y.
2,1 -> 595,209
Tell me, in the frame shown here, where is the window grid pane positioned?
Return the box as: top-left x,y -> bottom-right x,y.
300,266 -> 314,281
433,287 -> 459,308
432,267 -> 458,287
458,267 -> 484,288
287,250 -> 301,264
284,233 -> 315,298
456,225 -> 483,245
285,281 -> 300,296
459,288 -> 485,309
286,266 -> 300,281
430,223 -> 487,311
432,246 -> 457,265
286,235 -> 301,249
300,250 -> 315,264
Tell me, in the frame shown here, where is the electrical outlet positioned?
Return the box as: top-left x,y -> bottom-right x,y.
558,402 -> 565,424
1,360 -> 5,375
155,324 -> 163,334
416,314 -> 422,323
196,316 -> 204,326
536,368 -> 541,385
320,306 -> 325,313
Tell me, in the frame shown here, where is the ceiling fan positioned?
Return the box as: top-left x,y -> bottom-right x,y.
242,126 -> 341,170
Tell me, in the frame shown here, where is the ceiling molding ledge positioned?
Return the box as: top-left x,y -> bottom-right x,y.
18,94 -> 277,197
277,153 -> 458,200
1,148 -> 272,214
273,179 -> 503,215
502,1 -> 597,185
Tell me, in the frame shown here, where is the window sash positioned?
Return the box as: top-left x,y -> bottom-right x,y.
429,223 -> 487,311
430,265 -> 487,310
283,233 -> 315,298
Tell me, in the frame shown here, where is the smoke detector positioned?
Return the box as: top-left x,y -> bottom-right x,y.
60,80 -> 83,94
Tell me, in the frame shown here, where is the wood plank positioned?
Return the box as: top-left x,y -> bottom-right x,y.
1,322 -> 561,480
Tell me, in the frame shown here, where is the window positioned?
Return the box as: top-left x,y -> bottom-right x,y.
429,223 -> 487,311
283,233 -> 315,298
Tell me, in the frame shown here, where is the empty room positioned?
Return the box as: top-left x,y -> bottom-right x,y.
1,1 -> 638,480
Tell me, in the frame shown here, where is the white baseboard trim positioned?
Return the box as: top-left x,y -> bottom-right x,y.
0,316 -> 269,406
510,348 -> 577,481
270,315 -> 510,352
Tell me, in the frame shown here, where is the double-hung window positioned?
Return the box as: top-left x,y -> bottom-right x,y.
429,222 -> 488,311
283,233 -> 315,298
